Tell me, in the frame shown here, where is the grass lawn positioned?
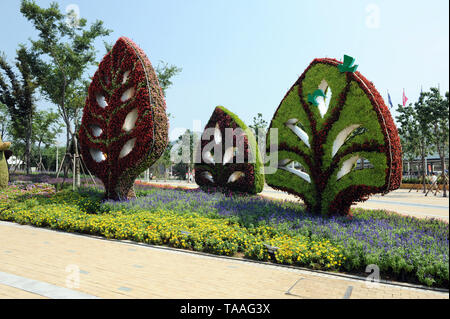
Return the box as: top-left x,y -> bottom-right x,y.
0,182 -> 448,288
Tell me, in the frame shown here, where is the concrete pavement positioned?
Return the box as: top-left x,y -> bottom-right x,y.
1,180 -> 448,299
0,221 -> 447,299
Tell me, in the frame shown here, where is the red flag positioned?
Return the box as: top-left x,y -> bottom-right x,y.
402,89 -> 408,106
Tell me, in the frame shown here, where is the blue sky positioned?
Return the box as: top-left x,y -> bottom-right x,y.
1,0 -> 449,142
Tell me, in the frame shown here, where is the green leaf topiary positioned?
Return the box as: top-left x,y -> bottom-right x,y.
195,106 -> 264,194
266,56 -> 402,216
0,136 -> 11,189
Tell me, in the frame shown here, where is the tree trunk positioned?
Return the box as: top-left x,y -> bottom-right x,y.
439,151 -> 447,197
25,113 -> 32,175
64,128 -> 70,179
407,160 -> 411,178
435,125 -> 447,198
38,141 -> 42,172
73,135 -> 81,188
421,147 -> 426,193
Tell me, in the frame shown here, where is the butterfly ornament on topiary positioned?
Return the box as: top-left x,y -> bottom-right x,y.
79,37 -> 168,200
266,55 -> 402,216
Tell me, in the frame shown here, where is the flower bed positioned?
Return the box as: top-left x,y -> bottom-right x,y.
0,184 -> 448,288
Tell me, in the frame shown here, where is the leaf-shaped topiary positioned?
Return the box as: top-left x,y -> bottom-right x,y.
195,106 -> 264,194
266,56 -> 402,216
79,37 -> 168,200
0,136 -> 11,189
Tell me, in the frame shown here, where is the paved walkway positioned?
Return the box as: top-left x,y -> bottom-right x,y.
0,221 -> 447,299
140,180 -> 450,221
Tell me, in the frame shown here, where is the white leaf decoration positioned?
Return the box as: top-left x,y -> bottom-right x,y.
279,160 -> 311,183
96,94 -> 108,108
223,146 -> 235,165
122,70 -> 131,84
318,79 -> 328,92
316,80 -> 332,117
122,108 -> 138,132
118,137 -> 137,159
214,123 -> 222,145
336,155 -> 360,180
201,171 -> 214,183
332,124 -> 361,157
121,87 -> 135,102
325,86 -> 332,109
227,171 -> 245,183
278,158 -> 292,166
316,97 -> 327,118
316,80 -> 330,117
285,119 -> 310,148
203,150 -> 215,164
89,125 -> 103,137
89,148 -> 106,162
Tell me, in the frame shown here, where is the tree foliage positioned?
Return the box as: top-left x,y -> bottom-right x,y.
20,0 -> 111,183
33,109 -> 62,170
0,102 -> 9,140
0,47 -> 38,173
249,112 -> 268,147
396,88 -> 448,194
155,61 -> 182,97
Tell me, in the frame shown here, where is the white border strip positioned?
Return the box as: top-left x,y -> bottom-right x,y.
0,271 -> 100,299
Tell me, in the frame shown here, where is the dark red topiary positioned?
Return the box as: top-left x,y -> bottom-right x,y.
79,37 -> 168,200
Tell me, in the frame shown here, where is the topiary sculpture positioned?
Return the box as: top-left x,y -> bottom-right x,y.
195,106 -> 264,194
266,55 -> 402,216
79,37 -> 168,200
0,136 -> 11,189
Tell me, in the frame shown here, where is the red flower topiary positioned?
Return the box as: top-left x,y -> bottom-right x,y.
79,37 -> 168,200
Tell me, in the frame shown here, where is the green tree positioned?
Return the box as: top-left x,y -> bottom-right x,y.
20,0 -> 111,185
421,88 -> 449,197
249,112 -> 268,150
149,141 -> 174,180
0,102 -> 9,140
397,93 -> 434,192
33,109 -> 62,171
103,41 -> 113,54
66,81 -> 89,136
0,47 -> 38,174
399,134 -> 417,177
170,129 -> 198,181
396,103 -> 421,177
155,61 -> 182,97
249,113 -> 268,136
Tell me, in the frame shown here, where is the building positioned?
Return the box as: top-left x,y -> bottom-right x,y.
402,153 -> 449,177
